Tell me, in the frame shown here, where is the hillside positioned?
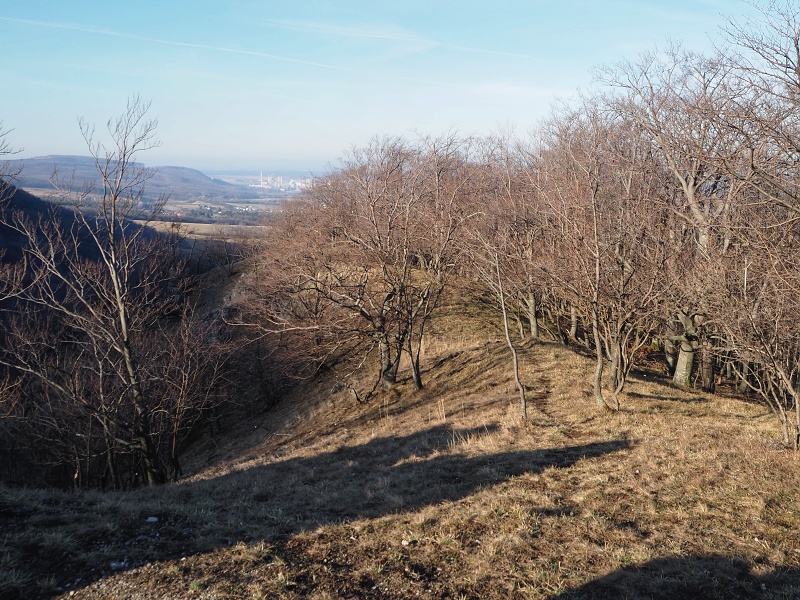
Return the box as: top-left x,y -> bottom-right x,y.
0,184 -> 61,262
1,283 -> 799,600
3,155 -> 264,202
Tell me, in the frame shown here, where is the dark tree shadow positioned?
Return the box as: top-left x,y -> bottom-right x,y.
551,555 -> 800,600
196,424 -> 631,531
1,425 -> 632,598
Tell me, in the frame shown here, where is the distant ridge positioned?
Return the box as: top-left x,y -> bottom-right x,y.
2,155 -> 262,201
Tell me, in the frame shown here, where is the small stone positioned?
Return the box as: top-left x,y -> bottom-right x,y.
401,539 -> 410,546
146,516 -> 159,524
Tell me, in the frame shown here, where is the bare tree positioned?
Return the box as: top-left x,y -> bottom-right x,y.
467,225 -> 529,420
0,122 -> 21,204
721,1 -> 800,214
707,196 -> 800,448
601,46 -> 749,388
528,99 -> 673,409
0,97 -> 223,487
240,136 -> 475,400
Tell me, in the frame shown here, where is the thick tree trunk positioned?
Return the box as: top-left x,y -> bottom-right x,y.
664,337 -> 677,376
527,291 -> 539,340
673,341 -> 695,387
672,310 -> 700,388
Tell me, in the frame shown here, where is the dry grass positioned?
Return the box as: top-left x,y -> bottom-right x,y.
136,220 -> 270,241
2,296 -> 800,599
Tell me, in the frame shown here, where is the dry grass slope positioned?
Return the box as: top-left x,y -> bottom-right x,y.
1,292 -> 799,599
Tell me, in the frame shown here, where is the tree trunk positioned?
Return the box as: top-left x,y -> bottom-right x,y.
408,322 -> 425,391
698,339 -> 715,392
737,359 -> 751,394
527,291 -> 539,340
496,254 -> 527,420
102,420 -> 122,491
592,317 -> 608,409
569,305 -> 578,340
121,342 -> 165,486
664,336 -> 677,376
169,429 -> 182,483
608,338 -> 622,391
672,310 -> 700,388
379,335 -> 397,388
410,352 -> 423,390
672,340 -> 695,387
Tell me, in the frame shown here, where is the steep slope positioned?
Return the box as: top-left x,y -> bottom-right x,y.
0,184 -> 74,262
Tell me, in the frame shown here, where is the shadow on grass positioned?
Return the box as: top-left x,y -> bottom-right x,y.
626,390 -> 709,404
199,424 -> 630,532
1,425 -> 630,598
552,555 -> 800,600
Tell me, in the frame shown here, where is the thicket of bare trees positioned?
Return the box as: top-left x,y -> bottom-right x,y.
229,136 -> 479,402
0,98 -> 229,488
238,2 -> 800,446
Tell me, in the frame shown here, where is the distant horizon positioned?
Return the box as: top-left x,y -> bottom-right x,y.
8,152 -> 329,178
196,163 -> 328,175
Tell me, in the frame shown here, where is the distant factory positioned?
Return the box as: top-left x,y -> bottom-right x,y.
250,171 -> 312,192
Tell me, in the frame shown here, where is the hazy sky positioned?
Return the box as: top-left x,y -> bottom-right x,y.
2,1 -> 754,173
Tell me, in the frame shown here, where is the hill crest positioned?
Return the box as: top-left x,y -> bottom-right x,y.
2,155 -> 258,202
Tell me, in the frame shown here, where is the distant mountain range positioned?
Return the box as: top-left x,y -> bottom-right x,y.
2,155 -> 269,202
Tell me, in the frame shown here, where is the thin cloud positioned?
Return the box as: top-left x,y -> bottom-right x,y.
262,17 -> 542,62
0,16 -> 349,71
262,18 -> 431,45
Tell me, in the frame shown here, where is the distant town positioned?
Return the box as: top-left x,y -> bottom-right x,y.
249,171 -> 313,192
210,169 -> 314,193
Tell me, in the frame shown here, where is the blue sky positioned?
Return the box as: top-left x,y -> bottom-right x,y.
1,1 -> 753,172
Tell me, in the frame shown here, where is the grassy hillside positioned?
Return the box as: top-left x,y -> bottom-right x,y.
1,288 -> 800,599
